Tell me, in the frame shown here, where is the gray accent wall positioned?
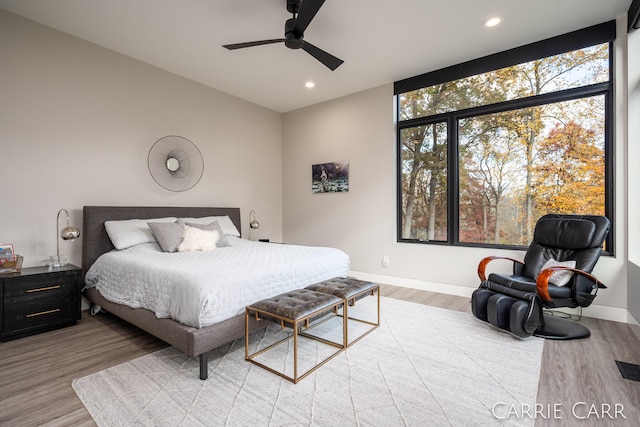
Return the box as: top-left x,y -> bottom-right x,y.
0,10 -> 283,268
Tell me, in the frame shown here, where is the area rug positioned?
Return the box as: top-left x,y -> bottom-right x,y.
72,297 -> 543,426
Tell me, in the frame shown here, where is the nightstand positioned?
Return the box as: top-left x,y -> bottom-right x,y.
0,264 -> 82,341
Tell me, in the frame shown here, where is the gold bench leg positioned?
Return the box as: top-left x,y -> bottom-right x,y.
344,285 -> 380,347
245,302 -> 345,384
293,319 -> 298,382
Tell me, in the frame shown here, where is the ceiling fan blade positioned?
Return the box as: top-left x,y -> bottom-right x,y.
223,39 -> 284,50
293,0 -> 325,35
302,41 -> 343,71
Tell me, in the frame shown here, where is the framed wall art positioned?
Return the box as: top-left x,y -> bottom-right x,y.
312,160 -> 349,193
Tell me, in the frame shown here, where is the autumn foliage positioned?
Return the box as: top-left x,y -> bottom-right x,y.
399,44 -> 608,246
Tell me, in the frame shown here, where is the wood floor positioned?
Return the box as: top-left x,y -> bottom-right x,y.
1,284 -> 639,426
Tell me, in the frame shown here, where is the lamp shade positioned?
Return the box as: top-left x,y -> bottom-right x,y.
250,210 -> 260,229
60,225 -> 80,240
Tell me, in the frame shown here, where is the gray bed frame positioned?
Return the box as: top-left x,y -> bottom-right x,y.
81,206 -> 265,380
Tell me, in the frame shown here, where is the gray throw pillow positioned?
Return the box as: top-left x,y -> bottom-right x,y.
148,220 -> 184,252
185,220 -> 230,247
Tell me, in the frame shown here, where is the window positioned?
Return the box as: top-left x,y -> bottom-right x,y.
395,21 -> 615,251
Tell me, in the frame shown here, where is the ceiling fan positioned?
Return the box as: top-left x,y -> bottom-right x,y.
222,0 -> 343,71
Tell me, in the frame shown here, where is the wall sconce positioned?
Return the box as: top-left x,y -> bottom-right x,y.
249,209 -> 260,240
48,208 -> 80,268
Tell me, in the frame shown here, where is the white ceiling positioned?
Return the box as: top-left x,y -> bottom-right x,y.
0,0 -> 632,113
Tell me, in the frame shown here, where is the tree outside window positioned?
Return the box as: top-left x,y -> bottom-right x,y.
397,36 -> 612,250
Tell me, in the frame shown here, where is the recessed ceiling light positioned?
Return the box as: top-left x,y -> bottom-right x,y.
483,17 -> 502,28
305,81 -> 315,88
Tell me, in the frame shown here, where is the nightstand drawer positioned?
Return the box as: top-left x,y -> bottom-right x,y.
3,273 -> 77,299
1,265 -> 81,341
4,295 -> 78,333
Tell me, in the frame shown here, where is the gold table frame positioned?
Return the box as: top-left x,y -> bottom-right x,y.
245,296 -> 346,384
305,279 -> 380,347
338,284 -> 380,347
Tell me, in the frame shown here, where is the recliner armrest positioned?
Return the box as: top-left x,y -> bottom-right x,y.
536,267 -> 606,302
478,256 -> 525,282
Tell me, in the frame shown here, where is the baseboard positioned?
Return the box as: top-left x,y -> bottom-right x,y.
349,270 -> 475,298
349,270 -> 630,324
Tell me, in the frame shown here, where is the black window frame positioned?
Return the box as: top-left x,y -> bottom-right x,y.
395,21 -> 616,254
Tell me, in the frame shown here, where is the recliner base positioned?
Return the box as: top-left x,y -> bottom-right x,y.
533,314 -> 591,340
471,288 -> 541,338
471,287 -> 591,340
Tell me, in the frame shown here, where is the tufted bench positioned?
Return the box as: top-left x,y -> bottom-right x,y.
306,277 -> 380,346
245,288 -> 345,383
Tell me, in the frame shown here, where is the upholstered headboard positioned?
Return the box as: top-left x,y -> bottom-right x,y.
82,206 -> 242,277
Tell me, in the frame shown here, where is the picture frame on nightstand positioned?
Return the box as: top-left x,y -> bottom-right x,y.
0,243 -> 15,271
0,243 -> 14,262
0,244 -> 24,274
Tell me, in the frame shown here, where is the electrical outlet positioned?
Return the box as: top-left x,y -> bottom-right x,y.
382,256 -> 389,267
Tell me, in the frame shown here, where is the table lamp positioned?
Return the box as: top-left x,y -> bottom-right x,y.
249,209 -> 260,240
48,208 -> 80,268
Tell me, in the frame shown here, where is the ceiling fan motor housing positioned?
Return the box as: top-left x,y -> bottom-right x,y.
286,0 -> 301,14
284,18 -> 303,49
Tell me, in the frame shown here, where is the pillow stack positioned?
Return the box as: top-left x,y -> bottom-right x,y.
104,215 -> 240,252
148,219 -> 231,252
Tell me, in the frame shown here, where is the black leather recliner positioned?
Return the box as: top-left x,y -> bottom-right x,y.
471,214 -> 610,340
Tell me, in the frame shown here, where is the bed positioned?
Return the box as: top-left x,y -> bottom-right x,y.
81,206 -> 350,379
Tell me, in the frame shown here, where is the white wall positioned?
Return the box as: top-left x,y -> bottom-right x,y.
0,10 -> 283,268
282,22 -> 631,321
628,26 -> 640,265
2,9 -> 634,323
627,23 -> 640,323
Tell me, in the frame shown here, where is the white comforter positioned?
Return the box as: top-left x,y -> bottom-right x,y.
84,237 -> 350,328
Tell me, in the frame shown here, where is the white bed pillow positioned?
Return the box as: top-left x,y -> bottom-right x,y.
181,215 -> 240,237
537,258 -> 577,286
105,217 -> 176,250
177,226 -> 220,252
